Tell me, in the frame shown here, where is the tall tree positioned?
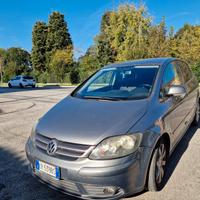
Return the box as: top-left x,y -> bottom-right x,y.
175,24 -> 200,65
46,12 -> 72,55
0,48 -> 7,83
96,12 -> 116,66
147,18 -> 169,57
46,11 -> 74,81
31,21 -> 48,73
95,4 -> 151,63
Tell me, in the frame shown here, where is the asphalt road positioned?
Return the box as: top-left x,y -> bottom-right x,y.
0,87 -> 200,200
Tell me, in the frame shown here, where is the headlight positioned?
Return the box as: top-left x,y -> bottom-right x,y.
30,125 -> 36,142
30,120 -> 40,142
89,134 -> 142,160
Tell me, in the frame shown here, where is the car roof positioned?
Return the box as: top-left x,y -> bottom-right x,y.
103,57 -> 176,69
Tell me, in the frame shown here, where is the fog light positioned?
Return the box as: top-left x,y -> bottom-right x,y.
103,187 -> 116,195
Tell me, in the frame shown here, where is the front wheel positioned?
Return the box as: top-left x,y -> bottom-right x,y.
148,139 -> 168,191
19,83 -> 24,88
8,83 -> 12,88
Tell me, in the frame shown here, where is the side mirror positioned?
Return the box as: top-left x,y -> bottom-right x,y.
167,85 -> 187,98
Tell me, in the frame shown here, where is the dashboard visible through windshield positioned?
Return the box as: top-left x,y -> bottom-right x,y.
72,65 -> 159,100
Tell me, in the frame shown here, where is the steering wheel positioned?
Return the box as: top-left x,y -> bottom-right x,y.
138,84 -> 152,90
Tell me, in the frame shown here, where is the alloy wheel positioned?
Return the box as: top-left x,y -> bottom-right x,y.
155,143 -> 167,184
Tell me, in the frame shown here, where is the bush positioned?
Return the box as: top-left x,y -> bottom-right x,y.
191,63 -> 200,82
70,69 -> 80,84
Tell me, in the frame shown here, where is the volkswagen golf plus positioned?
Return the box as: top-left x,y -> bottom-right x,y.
26,58 -> 199,200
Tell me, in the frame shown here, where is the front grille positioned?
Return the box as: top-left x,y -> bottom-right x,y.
35,133 -> 91,161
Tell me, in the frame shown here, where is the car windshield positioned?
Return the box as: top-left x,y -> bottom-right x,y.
72,65 -> 159,100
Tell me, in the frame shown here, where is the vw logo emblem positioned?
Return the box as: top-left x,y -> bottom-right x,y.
47,140 -> 57,155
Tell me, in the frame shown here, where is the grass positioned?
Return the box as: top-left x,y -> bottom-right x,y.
0,83 -> 8,87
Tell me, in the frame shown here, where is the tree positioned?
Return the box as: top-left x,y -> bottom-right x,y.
0,48 -> 31,82
46,12 -> 72,57
96,12 -> 116,66
95,4 -> 151,63
70,69 -> 80,84
78,46 -> 100,81
147,18 -> 169,57
175,24 -> 200,65
0,48 -> 7,83
31,21 -> 48,73
167,26 -> 178,57
49,45 -> 73,82
6,48 -> 31,74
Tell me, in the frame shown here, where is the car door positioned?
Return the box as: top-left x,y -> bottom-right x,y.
15,76 -> 21,86
11,76 -> 18,86
9,77 -> 15,86
160,61 -> 188,147
176,61 -> 199,124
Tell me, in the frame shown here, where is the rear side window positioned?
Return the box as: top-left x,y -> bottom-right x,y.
177,61 -> 192,83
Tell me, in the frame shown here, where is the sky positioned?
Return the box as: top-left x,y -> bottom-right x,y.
0,0 -> 200,58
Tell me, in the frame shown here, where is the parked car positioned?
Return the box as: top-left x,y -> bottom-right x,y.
26,58 -> 199,200
8,75 -> 36,88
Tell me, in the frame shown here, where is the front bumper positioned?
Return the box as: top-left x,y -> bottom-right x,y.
26,138 -> 152,200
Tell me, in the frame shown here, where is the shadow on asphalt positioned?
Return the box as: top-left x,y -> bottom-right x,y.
163,122 -> 199,187
0,147 -> 78,200
0,86 -> 73,94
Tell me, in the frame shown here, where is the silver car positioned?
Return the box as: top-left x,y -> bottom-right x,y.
26,58 -> 199,200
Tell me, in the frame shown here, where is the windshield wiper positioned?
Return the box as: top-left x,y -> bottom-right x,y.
82,96 -> 122,101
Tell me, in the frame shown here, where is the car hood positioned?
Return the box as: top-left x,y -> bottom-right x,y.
36,96 -> 148,145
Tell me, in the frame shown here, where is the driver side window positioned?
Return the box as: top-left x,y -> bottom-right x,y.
160,62 -> 183,98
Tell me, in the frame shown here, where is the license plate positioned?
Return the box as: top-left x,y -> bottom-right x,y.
35,160 -> 60,179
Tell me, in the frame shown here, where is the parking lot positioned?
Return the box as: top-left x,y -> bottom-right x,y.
0,87 -> 200,200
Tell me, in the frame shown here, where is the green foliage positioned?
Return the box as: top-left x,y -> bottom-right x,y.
95,5 -> 152,63
70,69 -> 80,84
175,24 -> 200,65
147,18 -> 169,57
79,53 -> 100,81
32,21 -> 48,72
191,63 -> 200,82
2,48 -> 31,82
46,12 -> 72,55
31,11 -> 74,83
49,46 -> 73,82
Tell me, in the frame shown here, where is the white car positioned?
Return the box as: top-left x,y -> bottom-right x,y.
8,75 -> 36,88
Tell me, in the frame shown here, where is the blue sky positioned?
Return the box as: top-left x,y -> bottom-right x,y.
0,0 -> 200,58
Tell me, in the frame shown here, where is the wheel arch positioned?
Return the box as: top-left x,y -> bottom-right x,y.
144,132 -> 170,189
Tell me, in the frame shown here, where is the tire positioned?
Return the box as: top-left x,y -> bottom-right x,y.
192,101 -> 199,126
19,83 -> 24,88
148,139 -> 168,191
32,85 -> 35,88
8,83 -> 12,88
